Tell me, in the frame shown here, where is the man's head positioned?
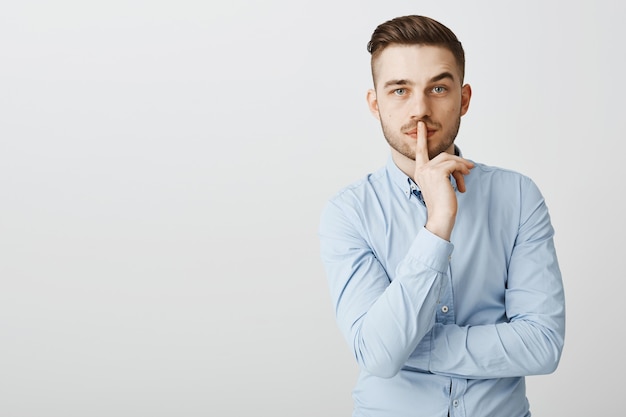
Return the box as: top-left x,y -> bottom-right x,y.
366,15 -> 471,166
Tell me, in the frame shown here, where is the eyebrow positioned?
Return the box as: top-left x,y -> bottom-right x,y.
382,72 -> 456,89
383,79 -> 414,88
430,71 -> 456,83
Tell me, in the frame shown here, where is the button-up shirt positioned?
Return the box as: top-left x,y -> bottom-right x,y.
319,156 -> 565,417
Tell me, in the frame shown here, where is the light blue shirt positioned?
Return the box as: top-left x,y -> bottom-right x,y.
319,155 -> 565,417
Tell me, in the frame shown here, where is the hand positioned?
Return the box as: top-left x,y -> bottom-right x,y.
413,121 -> 474,241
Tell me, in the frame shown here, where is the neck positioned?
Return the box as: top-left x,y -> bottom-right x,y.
390,148 -> 415,180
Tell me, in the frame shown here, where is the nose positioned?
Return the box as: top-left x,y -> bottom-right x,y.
409,92 -> 431,121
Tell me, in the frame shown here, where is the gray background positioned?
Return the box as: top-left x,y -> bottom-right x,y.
1,1 -> 622,416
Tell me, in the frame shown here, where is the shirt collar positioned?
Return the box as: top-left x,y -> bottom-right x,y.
385,145 -> 462,200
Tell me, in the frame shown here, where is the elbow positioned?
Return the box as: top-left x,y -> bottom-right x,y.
353,345 -> 404,378
358,358 -> 403,379
531,329 -> 565,375
545,324 -> 566,374
364,362 -> 402,379
348,317 -> 427,379
535,349 -> 561,375
541,339 -> 564,375
535,352 -> 561,375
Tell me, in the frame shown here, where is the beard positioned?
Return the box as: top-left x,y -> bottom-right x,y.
380,115 -> 461,161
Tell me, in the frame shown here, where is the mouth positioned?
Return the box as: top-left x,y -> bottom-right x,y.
405,129 -> 436,139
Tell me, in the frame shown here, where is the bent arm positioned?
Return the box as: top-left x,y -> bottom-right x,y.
319,199 -> 452,378
423,180 -> 566,379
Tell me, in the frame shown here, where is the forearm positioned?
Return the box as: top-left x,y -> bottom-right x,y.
427,318 -> 565,379
349,247 -> 444,378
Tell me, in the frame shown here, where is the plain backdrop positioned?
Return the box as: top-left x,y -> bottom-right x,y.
1,1 -> 623,416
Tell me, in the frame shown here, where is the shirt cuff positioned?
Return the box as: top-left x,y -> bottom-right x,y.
406,227 -> 454,273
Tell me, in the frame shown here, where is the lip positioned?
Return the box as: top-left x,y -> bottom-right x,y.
405,129 -> 436,139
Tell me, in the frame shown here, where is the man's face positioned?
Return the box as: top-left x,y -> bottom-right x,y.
367,44 -> 471,162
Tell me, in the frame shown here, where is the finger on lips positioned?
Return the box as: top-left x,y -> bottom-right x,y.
414,121 -> 429,165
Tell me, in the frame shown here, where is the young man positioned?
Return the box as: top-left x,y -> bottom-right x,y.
319,15 -> 565,417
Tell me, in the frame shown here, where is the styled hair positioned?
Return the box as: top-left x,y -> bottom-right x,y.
367,15 -> 465,84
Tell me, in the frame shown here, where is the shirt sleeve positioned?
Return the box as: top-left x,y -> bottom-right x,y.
319,196 -> 454,378
427,177 -> 566,379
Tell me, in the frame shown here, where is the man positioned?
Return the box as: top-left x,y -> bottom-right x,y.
319,15 -> 565,417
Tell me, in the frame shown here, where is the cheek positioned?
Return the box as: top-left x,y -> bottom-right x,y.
379,101 -> 404,120
441,102 -> 461,118
376,103 -> 394,120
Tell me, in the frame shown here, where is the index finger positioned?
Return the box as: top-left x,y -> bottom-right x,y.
414,120 -> 429,166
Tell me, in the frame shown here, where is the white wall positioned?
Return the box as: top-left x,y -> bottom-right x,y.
1,1 -> 622,415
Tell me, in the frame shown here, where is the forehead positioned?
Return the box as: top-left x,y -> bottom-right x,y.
373,44 -> 461,86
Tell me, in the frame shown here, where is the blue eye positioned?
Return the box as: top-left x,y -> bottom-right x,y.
394,88 -> 407,96
433,86 -> 447,94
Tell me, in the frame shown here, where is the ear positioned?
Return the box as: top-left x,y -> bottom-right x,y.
460,84 -> 472,116
366,89 -> 381,120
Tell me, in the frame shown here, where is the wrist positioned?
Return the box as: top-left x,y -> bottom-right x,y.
425,217 -> 454,241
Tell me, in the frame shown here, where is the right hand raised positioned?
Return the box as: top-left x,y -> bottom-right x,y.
413,121 -> 474,241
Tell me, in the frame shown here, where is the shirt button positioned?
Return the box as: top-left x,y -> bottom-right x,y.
453,399 -> 459,407
441,305 -> 449,313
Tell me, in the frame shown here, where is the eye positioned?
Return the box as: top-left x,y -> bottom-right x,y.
432,86 -> 447,94
393,88 -> 407,96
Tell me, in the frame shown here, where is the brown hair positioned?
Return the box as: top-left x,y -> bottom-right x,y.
367,15 -> 465,83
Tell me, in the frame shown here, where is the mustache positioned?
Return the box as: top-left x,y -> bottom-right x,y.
401,118 -> 439,133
